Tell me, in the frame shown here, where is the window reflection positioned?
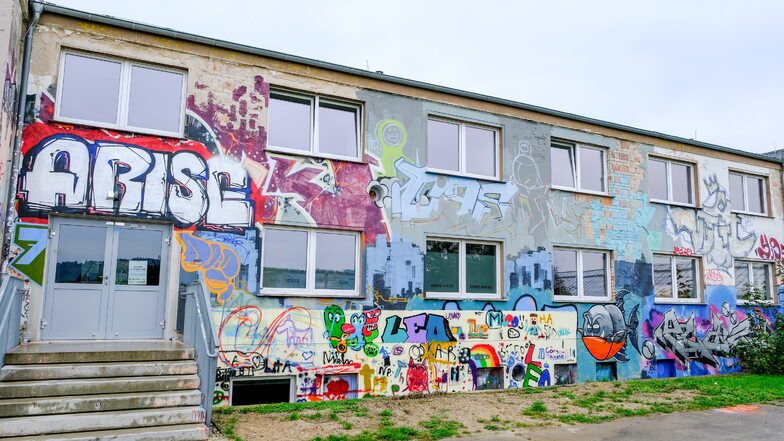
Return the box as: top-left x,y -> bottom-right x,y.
55,225 -> 107,284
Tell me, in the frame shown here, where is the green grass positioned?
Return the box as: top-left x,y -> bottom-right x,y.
213,374 -> 784,441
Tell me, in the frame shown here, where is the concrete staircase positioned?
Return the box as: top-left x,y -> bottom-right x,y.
0,341 -> 209,440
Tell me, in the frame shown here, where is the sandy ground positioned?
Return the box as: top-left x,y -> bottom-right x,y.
214,382 -> 698,441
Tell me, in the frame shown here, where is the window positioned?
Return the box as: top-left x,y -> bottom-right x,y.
550,141 -> 606,193
649,157 -> 694,205
653,254 -> 700,302
260,227 -> 360,296
734,260 -> 774,303
424,238 -> 501,299
729,172 -> 767,215
268,90 -> 361,161
553,248 -> 611,301
427,118 -> 499,180
56,51 -> 185,137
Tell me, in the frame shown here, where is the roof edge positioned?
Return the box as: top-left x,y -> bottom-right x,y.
36,1 -> 783,166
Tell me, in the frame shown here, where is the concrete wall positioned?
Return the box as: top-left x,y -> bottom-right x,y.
10,13 -> 784,405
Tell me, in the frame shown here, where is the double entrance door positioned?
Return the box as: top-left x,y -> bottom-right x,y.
42,217 -> 170,340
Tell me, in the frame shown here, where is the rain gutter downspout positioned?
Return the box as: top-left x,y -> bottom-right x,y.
2,1 -> 43,267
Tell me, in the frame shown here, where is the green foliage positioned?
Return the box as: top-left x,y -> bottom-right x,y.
483,424 -> 503,431
379,410 -> 393,417
418,417 -> 463,440
522,401 -> 548,415
731,287 -> 784,375
341,421 -> 354,430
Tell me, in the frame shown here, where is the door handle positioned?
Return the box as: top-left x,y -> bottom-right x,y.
104,275 -> 109,285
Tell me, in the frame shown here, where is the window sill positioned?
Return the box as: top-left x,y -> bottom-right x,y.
425,293 -> 503,301
51,117 -> 185,140
550,186 -> 611,198
737,300 -> 777,307
266,146 -> 366,165
553,296 -> 613,304
730,209 -> 771,219
426,168 -> 503,183
653,298 -> 703,305
649,199 -> 698,209
258,290 -> 363,299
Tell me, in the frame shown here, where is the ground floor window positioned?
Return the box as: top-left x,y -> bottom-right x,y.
734,260 -> 774,303
424,238 -> 501,299
553,247 -> 611,301
261,226 -> 360,296
653,254 -> 700,302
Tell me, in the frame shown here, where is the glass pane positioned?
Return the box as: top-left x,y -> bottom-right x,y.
582,251 -> 607,297
734,262 -> 750,300
59,53 -> 121,124
553,249 -> 578,297
127,65 -> 184,133
55,225 -> 107,284
425,240 -> 459,293
675,257 -> 697,299
729,173 -> 745,211
315,232 -> 356,290
466,243 -> 497,293
465,126 -> 496,177
114,229 -> 162,286
262,229 -> 307,289
269,94 -> 312,151
579,147 -> 604,192
746,176 -> 765,214
319,102 -> 358,158
653,256 -> 673,298
671,163 -> 692,204
752,263 -> 771,299
551,145 -> 575,188
649,159 -> 668,201
427,119 -> 459,172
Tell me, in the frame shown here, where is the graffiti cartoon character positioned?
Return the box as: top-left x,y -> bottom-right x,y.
343,313 -> 367,352
405,358 -> 428,392
579,291 -> 640,361
361,308 -> 381,357
324,305 -> 347,352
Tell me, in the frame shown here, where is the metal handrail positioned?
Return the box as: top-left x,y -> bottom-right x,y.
0,275 -> 26,369
181,280 -> 218,357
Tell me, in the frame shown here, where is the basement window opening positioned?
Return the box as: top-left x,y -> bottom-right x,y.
230,376 -> 293,406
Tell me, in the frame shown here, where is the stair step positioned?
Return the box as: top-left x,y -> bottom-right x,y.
0,374 -> 199,398
0,406 -> 206,437
0,360 -> 197,381
5,341 -> 194,364
6,424 -> 209,440
0,389 -> 202,417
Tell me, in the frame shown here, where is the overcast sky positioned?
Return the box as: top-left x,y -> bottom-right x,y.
50,0 -> 784,154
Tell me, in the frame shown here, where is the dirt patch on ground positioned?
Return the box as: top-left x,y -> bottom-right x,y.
214,381 -> 701,441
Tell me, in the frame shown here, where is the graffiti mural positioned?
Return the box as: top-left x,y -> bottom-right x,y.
212,308 -> 576,403
579,291 -> 639,361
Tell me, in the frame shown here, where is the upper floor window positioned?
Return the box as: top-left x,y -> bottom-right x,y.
424,237 -> 501,299
653,254 -> 700,303
553,247 -> 611,301
268,90 -> 361,161
260,226 -> 360,297
56,51 -> 186,137
427,118 -> 500,180
550,141 -> 606,194
649,157 -> 694,205
729,172 -> 767,215
734,260 -> 774,303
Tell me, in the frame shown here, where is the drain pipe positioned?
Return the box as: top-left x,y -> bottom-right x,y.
2,1 -> 43,267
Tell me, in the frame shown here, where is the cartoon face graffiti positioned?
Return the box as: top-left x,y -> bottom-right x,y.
405,359 -> 428,392
324,305 -> 346,352
579,293 -> 639,361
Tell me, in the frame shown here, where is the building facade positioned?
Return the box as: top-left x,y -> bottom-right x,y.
6,4 -> 783,406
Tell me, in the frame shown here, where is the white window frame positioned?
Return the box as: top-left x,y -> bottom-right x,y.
424,237 -> 502,300
550,141 -> 608,195
552,247 -> 612,302
259,226 -> 361,297
648,157 -> 696,207
54,50 -> 187,138
729,171 -> 768,216
652,254 -> 702,304
426,117 -> 501,181
734,260 -> 775,304
267,89 -> 363,162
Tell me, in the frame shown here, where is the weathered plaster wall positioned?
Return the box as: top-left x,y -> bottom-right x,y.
8,14 -> 784,406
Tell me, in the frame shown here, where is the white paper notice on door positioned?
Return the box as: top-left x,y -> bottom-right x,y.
128,260 -> 148,285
